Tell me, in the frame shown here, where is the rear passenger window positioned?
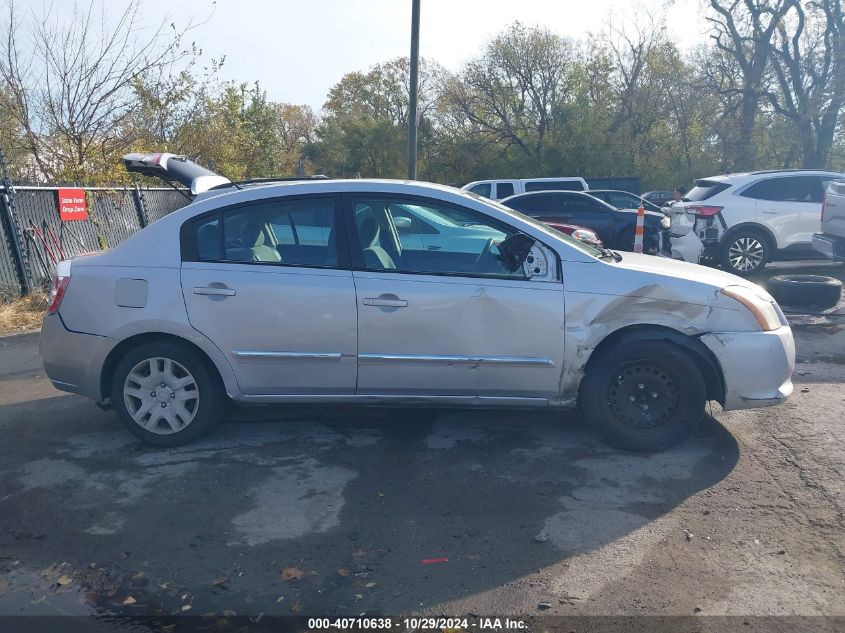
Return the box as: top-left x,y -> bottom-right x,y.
496,182 -> 515,198
741,177 -> 819,202
195,197 -> 337,267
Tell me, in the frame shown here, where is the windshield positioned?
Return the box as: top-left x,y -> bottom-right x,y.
463,191 -> 604,258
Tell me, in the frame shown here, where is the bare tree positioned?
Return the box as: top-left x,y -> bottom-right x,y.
705,0 -> 792,171
445,23 -> 575,169
763,0 -> 845,168
0,0 -> 207,182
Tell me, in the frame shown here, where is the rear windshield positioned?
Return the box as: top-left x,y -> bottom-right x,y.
686,180 -> 730,201
525,180 -> 584,192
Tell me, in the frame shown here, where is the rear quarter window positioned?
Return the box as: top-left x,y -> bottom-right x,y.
686,180 -> 731,201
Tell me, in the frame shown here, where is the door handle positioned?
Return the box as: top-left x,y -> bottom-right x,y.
426,245 -> 442,250
762,209 -> 778,214
363,297 -> 407,308
193,286 -> 236,296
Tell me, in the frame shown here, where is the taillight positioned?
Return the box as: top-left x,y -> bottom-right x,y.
821,196 -> 827,222
46,260 -> 72,314
687,205 -> 723,217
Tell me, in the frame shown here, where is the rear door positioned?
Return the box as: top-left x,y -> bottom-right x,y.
742,176 -> 825,247
180,195 -> 358,396
345,193 -> 565,399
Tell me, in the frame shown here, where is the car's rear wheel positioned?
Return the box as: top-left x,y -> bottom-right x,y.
580,341 -> 706,452
721,230 -> 771,275
111,342 -> 222,447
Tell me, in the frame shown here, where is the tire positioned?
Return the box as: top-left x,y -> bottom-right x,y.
111,341 -> 223,447
720,229 -> 771,275
580,340 -> 706,452
766,274 -> 842,310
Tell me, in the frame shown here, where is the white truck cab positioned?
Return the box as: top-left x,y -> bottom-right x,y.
462,177 -> 589,200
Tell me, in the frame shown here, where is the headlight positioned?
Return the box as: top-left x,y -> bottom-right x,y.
721,285 -> 782,331
660,216 -> 671,229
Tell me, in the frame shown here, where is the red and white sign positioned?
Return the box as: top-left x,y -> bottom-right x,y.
58,188 -> 88,221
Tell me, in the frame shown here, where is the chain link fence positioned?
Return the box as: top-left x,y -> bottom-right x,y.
0,186 -> 190,301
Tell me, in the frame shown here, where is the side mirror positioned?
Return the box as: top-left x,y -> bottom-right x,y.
393,216 -> 412,230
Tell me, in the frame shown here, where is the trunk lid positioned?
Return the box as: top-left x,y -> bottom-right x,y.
123,153 -> 230,195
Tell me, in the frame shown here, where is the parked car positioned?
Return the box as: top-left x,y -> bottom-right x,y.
812,179 -> 845,262
642,190 -> 675,208
500,190 -> 667,253
462,177 -> 589,200
588,189 -> 663,214
670,169 -> 843,275
39,153 -> 795,452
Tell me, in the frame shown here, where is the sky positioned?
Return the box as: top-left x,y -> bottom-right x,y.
41,0 -> 708,111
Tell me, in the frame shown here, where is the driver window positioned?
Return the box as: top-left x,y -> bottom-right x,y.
352,197 -> 527,279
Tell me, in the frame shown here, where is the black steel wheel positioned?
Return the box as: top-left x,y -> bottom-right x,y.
580,340 -> 706,452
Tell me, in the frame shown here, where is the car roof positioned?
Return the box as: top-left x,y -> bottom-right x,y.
697,169 -> 843,184
194,178 -> 466,204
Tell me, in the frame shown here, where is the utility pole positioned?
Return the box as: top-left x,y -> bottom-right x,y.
407,0 -> 421,180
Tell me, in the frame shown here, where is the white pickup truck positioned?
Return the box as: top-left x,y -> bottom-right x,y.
812,180 -> 845,261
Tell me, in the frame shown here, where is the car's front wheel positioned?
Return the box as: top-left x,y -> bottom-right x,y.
111,342 -> 223,447
580,341 -> 706,452
721,230 -> 771,275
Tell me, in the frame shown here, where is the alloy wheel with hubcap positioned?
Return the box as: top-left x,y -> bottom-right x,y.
124,357 -> 199,434
112,342 -> 222,447
723,234 -> 768,274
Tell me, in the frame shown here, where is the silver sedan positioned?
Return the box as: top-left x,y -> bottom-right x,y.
39,155 -> 795,451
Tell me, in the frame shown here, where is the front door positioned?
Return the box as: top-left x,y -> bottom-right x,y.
346,194 -> 565,399
181,195 -> 357,396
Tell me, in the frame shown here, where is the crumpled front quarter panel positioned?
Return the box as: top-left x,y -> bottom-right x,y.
560,260 -> 754,399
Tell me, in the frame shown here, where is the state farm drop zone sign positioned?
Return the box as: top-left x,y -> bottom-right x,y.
57,188 -> 88,221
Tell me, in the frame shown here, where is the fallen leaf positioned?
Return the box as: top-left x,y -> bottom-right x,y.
123,596 -> 137,605
281,567 -> 305,582
365,582 -> 376,588
337,568 -> 350,577
57,575 -> 73,586
275,595 -> 285,603
291,600 -> 303,613
212,576 -> 229,587
181,604 -> 192,612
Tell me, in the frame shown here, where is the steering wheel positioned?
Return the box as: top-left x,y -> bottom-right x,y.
473,238 -> 497,273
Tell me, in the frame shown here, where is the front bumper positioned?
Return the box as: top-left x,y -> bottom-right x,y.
39,313 -> 118,402
700,325 -> 795,411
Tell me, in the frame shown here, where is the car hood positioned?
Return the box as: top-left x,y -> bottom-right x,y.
610,252 -> 767,295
